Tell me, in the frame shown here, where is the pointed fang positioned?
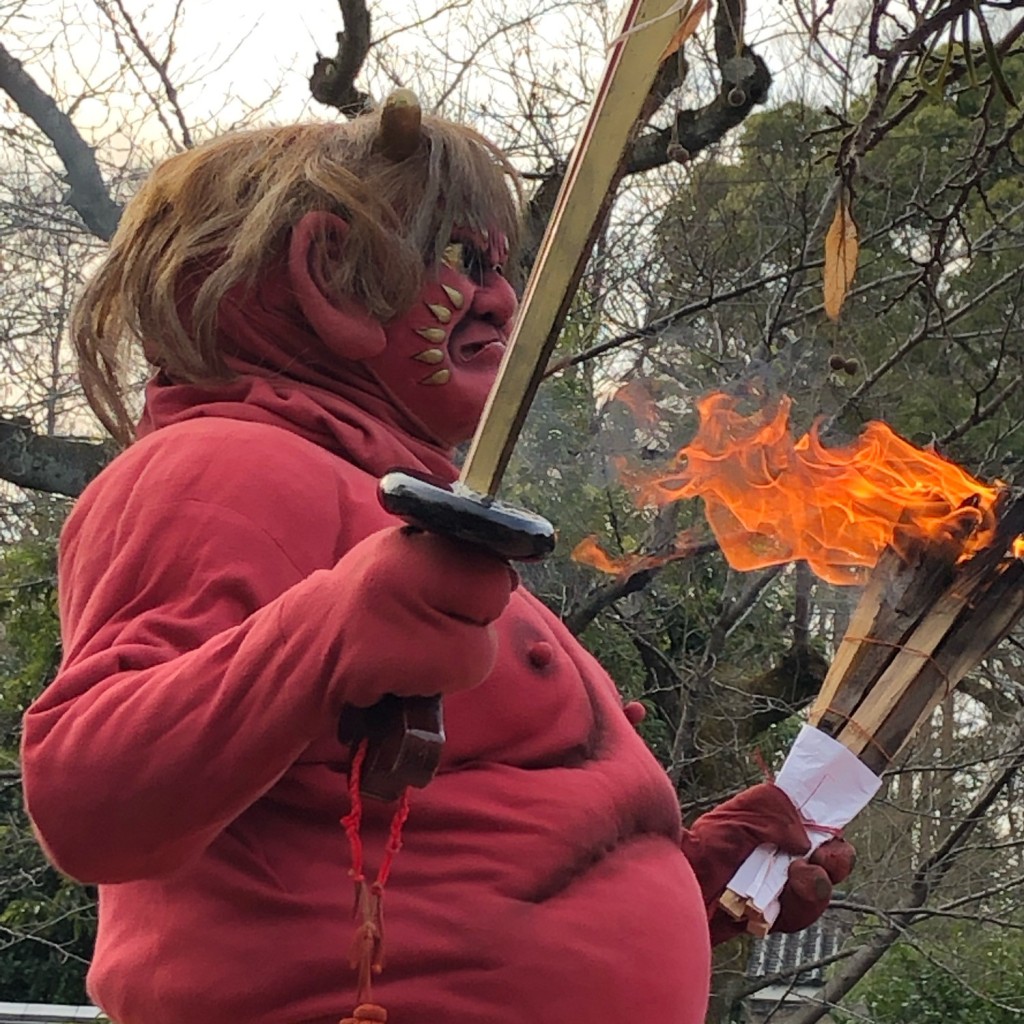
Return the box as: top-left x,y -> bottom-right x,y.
414,348 -> 445,364
427,303 -> 453,324
441,284 -> 464,309
421,369 -> 451,386
415,327 -> 447,343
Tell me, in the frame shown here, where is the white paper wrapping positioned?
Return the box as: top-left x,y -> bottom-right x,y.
724,724 -> 883,926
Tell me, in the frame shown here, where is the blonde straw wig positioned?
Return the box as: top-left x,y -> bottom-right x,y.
72,112 -> 522,445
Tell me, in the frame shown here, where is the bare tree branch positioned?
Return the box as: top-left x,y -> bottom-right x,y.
667,566 -> 781,787
0,42 -> 122,240
626,0 -> 772,178
309,0 -> 373,116
0,418 -> 114,496
522,0 -> 770,260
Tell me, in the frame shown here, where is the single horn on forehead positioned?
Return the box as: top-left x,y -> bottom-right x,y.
374,88 -> 424,162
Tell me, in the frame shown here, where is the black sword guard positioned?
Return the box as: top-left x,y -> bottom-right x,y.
338,471 -> 555,801
379,470 -> 556,561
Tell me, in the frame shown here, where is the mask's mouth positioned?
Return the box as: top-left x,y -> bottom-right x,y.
450,322 -> 507,366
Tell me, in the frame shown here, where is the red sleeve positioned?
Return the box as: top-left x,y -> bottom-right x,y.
21,491 -> 357,884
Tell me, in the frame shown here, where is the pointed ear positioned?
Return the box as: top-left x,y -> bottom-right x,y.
288,211 -> 387,361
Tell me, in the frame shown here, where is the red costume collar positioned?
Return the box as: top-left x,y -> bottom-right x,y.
138,371 -> 457,483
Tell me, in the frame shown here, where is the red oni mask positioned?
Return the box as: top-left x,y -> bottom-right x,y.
365,230 -> 516,446
287,213 -> 516,448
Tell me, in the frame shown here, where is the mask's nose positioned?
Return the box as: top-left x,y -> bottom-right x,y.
470,270 -> 518,330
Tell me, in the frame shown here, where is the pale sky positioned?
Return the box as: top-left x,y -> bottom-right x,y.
4,0 -> 834,166
10,0 -> 1018,167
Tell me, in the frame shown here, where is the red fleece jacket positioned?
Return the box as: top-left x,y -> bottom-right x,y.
22,375 -> 806,1024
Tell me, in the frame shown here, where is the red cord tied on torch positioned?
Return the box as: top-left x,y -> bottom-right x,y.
752,747 -> 845,841
338,739 -> 412,1024
801,820 -> 845,841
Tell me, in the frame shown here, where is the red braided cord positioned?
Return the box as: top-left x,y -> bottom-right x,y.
341,739 -> 368,883
373,790 -> 411,893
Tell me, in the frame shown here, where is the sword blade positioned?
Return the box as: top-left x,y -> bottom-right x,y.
460,0 -> 695,498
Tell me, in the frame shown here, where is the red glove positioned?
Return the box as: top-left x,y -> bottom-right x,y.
330,526 -> 516,707
679,782 -> 855,943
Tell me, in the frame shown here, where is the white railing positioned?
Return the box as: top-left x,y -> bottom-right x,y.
0,1004 -> 103,1023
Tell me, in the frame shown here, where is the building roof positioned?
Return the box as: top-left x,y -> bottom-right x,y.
747,915 -> 845,988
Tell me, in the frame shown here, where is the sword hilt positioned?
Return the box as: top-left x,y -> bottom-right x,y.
337,471 -> 555,801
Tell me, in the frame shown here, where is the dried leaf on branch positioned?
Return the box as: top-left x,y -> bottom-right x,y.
823,196 -> 859,320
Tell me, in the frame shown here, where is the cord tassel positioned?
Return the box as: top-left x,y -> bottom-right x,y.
341,739 -> 411,1022
349,882 -> 384,996
339,1004 -> 388,1023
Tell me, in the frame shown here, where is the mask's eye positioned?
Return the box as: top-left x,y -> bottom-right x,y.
442,240 -> 493,284
442,242 -> 465,273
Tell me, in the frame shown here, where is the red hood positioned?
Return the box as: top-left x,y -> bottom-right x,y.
137,263 -> 459,483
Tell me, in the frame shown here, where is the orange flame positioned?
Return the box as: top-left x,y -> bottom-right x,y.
572,531 -> 704,577
615,392 -> 1003,586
